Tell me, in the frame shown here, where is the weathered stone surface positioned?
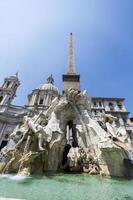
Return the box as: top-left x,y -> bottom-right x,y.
0,88 -> 133,177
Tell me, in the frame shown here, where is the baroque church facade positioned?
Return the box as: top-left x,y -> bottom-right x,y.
0,33 -> 132,150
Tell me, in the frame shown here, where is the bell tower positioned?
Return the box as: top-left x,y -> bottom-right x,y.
0,73 -> 20,105
62,33 -> 80,92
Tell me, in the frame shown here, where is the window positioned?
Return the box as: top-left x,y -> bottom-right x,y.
93,102 -> 97,107
96,110 -> 99,115
39,98 -> 44,105
6,81 -> 11,88
117,102 -> 123,110
0,140 -> 8,150
99,102 -> 102,107
109,102 -> 114,111
0,96 -> 3,103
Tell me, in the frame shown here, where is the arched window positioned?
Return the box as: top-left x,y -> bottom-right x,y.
0,96 -> 3,103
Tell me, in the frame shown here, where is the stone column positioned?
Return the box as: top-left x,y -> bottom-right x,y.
10,81 -> 14,88
69,128 -> 73,146
1,95 -> 7,105
0,123 -> 7,146
45,95 -> 50,106
66,125 -> 70,144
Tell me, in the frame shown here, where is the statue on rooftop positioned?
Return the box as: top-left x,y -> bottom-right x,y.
47,74 -> 54,84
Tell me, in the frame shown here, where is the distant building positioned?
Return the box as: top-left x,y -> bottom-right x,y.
0,33 -> 132,150
91,97 -> 132,130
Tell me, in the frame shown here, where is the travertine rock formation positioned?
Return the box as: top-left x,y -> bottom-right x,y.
0,88 -> 133,177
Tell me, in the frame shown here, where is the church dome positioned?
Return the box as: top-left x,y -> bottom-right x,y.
5,73 -> 19,82
38,83 -> 59,93
38,75 -> 59,94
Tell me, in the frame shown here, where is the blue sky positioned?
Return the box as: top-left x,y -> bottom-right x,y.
0,0 -> 133,116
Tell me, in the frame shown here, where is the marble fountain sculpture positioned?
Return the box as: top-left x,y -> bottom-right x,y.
0,88 -> 133,177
